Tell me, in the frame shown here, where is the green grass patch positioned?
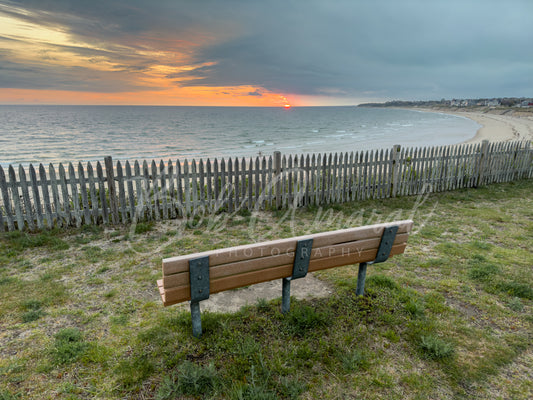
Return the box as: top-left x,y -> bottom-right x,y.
50,328 -> 89,365
134,221 -> 155,234
157,361 -> 219,399
420,335 -> 455,360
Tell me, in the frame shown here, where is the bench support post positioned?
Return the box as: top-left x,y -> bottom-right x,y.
281,278 -> 291,314
189,256 -> 210,338
281,238 -> 313,314
355,225 -> 399,296
190,301 -> 202,338
356,262 -> 368,296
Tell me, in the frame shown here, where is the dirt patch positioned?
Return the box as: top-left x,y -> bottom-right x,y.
176,273 -> 334,313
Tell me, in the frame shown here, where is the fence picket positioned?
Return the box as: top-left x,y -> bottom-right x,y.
151,161 -> 161,220
253,157 -> 259,208
116,161 -> 127,223
183,160 -> 191,216
0,196 -> 4,231
219,158 -> 226,211
78,162 -> 91,224
304,154 -> 311,206
67,163 -> 81,227
28,164 -> 44,229
165,160 -> 175,219
48,164 -> 62,226
227,158 -> 234,212
213,159 -> 220,211
261,157 -> 267,209
8,167 -> 23,230
206,159 -> 212,212
141,161 -> 151,220
176,160 -> 184,217
309,154 -> 316,205
0,166 -> 15,231
160,160 -> 169,220
133,161 -> 144,220
39,164 -> 54,228
199,159 -> 205,211
234,158 -> 240,210
125,161 -> 136,222
18,165 -> 35,230
104,157 -> 119,224
191,159 -> 198,215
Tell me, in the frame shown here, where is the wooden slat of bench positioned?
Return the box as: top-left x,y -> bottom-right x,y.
160,243 -> 407,306
163,220 -> 413,276
163,233 -> 409,289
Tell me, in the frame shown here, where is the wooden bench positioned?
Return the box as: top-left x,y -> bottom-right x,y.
157,220 -> 413,337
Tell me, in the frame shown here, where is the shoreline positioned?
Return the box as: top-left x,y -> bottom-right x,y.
411,107 -> 533,144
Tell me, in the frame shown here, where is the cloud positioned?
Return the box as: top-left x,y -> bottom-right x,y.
1,0 -> 532,103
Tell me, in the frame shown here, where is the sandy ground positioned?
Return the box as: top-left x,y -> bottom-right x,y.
425,108 -> 533,144
460,112 -> 533,144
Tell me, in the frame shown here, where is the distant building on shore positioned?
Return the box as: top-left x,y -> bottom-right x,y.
359,97 -> 532,109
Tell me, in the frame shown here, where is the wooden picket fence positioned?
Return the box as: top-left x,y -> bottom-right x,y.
0,140 -> 531,232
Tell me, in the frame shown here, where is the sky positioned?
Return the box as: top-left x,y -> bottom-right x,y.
0,0 -> 532,106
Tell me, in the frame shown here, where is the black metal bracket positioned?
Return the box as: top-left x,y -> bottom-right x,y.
282,238 -> 313,313
372,225 -> 399,264
189,256 -> 210,338
356,225 -> 398,296
189,256 -> 210,302
291,238 -> 313,279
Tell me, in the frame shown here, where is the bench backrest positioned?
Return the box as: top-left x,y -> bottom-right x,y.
158,220 -> 413,306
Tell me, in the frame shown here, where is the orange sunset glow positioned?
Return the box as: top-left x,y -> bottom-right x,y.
0,6 -> 294,106
1,87 -> 295,107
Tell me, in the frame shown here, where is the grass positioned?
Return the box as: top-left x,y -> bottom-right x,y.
0,179 -> 532,399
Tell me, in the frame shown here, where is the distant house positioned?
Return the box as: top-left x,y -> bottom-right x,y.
487,99 -> 500,107
520,100 -> 533,108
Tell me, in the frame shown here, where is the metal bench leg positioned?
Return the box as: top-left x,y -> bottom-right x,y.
355,225 -> 399,297
282,238 -> 313,314
356,262 -> 368,296
190,301 -> 202,338
281,277 -> 291,314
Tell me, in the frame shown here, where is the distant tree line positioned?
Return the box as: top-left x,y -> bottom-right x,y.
359,97 -> 533,108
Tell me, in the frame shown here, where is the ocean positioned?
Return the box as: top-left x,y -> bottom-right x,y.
0,106 -> 480,167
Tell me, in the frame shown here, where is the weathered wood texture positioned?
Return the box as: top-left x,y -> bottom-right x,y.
0,141 -> 531,231
158,220 -> 414,306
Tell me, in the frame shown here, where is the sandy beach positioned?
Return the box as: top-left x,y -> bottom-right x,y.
423,108 -> 533,144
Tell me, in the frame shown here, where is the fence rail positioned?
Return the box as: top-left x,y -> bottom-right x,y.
1,140 -> 532,232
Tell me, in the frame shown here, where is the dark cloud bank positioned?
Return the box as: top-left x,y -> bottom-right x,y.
1,0 -> 532,101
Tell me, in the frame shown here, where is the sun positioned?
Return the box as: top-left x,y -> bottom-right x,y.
283,104 -> 291,109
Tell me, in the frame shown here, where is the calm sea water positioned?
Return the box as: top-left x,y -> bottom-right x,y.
0,106 -> 479,167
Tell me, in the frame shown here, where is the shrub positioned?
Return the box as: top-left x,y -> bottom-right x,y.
404,299 -> 425,319
51,328 -> 88,365
367,274 -> 399,291
284,305 -> 330,336
468,264 -> 499,281
496,281 -> 533,300
134,221 -> 155,234
420,335 -> 454,359
340,349 -> 370,372
157,361 -> 218,399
